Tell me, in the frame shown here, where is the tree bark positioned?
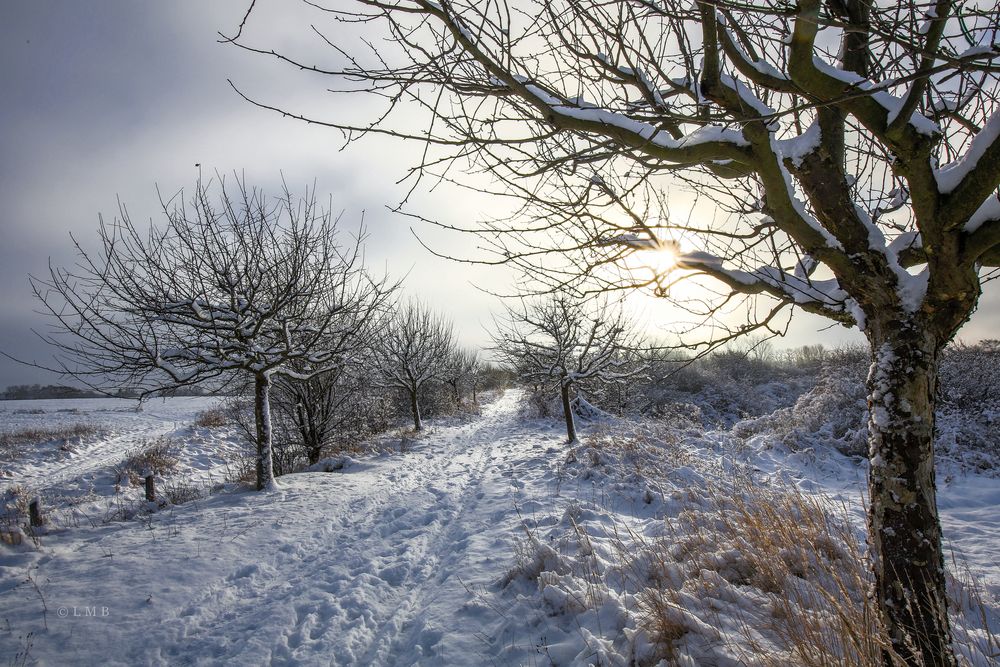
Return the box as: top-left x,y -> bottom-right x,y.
866,330 -> 955,666
561,381 -> 577,443
254,373 -> 278,491
410,389 -> 423,431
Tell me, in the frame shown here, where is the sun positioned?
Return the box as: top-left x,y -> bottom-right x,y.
633,239 -> 680,276
645,244 -> 678,275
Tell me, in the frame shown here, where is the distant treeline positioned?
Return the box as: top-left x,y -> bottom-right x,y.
0,384 -> 217,400
0,384 -> 105,400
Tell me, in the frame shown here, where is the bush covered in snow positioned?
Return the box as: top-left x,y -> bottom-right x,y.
569,341 -> 1000,473
631,344 -> 837,427
733,361 -> 870,457
720,342 -> 1000,470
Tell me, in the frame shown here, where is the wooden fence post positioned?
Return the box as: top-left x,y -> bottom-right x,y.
29,498 -> 43,527
144,472 -> 155,502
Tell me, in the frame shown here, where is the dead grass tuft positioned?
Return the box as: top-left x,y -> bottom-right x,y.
113,437 -> 179,486
161,479 -> 204,505
629,479 -> 999,666
633,480 -> 894,665
583,423 -> 702,483
1,484 -> 32,531
0,423 -> 100,461
193,407 -> 229,429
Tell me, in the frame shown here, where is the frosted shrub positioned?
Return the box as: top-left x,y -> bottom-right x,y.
938,341 -> 1000,410
518,388 -> 558,420
936,410 -> 1000,473
640,352 -> 819,427
737,367 -> 869,456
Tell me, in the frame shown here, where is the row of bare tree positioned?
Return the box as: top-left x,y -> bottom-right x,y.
228,303 -> 511,477
26,177 -> 503,490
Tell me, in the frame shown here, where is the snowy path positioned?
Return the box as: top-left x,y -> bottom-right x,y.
155,393 -> 527,665
1,390 -> 570,666
10,428 -> 163,495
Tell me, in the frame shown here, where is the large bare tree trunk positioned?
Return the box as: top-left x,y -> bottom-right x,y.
561,381 -> 577,443
410,389 -> 423,432
254,373 -> 278,491
866,330 -> 954,666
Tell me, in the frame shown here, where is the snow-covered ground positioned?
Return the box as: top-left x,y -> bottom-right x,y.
1,397 -> 239,500
1,390 -> 997,665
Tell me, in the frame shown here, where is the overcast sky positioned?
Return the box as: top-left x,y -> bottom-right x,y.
1,2 -> 996,388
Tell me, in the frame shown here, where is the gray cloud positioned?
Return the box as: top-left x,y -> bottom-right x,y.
1,1 -> 995,387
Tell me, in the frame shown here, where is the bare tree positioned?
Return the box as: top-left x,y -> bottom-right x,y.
441,347 -> 480,406
493,295 -> 640,442
231,0 -> 1000,659
467,351 -> 486,403
28,176 -> 393,490
373,299 -> 455,431
270,328 -> 391,466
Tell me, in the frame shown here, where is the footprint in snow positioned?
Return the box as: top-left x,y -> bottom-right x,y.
229,563 -> 259,580
419,627 -> 444,652
378,563 -> 409,586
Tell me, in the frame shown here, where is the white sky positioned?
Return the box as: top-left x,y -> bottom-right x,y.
1,1 -> 996,387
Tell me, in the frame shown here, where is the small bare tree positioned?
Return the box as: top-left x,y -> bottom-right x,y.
373,299 -> 455,431
269,319 -> 391,466
493,296 -> 640,442
441,347 -> 480,406
273,362 -> 392,466
28,176 -> 393,490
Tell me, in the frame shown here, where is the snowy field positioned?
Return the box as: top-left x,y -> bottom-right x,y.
1,390 -> 997,665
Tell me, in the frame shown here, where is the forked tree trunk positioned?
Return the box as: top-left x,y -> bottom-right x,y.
560,381 -> 577,443
866,330 -> 955,666
410,389 -> 423,431
254,373 -> 278,491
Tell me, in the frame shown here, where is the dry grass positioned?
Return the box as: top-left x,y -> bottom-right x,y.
638,480 -> 893,666
584,423 -> 702,481
0,484 -> 32,532
626,479 -> 999,666
223,446 -> 257,485
160,479 -> 205,505
113,437 -> 179,486
500,419 -> 997,666
0,423 -> 99,461
193,407 -> 229,428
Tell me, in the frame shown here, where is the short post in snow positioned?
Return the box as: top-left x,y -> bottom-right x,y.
143,469 -> 155,502
28,497 -> 44,527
